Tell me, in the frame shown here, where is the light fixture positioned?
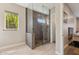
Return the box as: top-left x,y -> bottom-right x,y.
37,18 -> 45,24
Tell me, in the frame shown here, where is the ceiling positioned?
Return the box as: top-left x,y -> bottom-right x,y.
42,3 -> 55,9
67,3 -> 79,17
17,3 -> 79,17
17,3 -> 55,9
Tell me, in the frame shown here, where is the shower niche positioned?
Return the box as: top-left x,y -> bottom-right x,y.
26,8 -> 50,49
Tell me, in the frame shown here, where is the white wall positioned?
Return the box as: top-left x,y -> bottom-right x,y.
55,3 -> 64,55
0,3 -> 26,47
50,8 -> 55,43
63,4 -> 75,45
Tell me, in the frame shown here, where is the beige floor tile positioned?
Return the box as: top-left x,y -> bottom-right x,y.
0,43 -> 56,55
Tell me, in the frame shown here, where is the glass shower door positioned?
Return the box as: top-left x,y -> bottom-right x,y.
33,11 -> 50,47
42,15 -> 49,44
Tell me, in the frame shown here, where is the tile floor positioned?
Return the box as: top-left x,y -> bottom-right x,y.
0,43 -> 56,55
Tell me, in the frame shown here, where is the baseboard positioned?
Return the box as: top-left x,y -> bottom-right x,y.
55,51 -> 63,55
0,42 -> 25,51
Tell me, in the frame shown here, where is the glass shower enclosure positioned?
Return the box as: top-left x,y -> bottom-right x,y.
33,11 -> 50,47
26,8 -> 50,49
